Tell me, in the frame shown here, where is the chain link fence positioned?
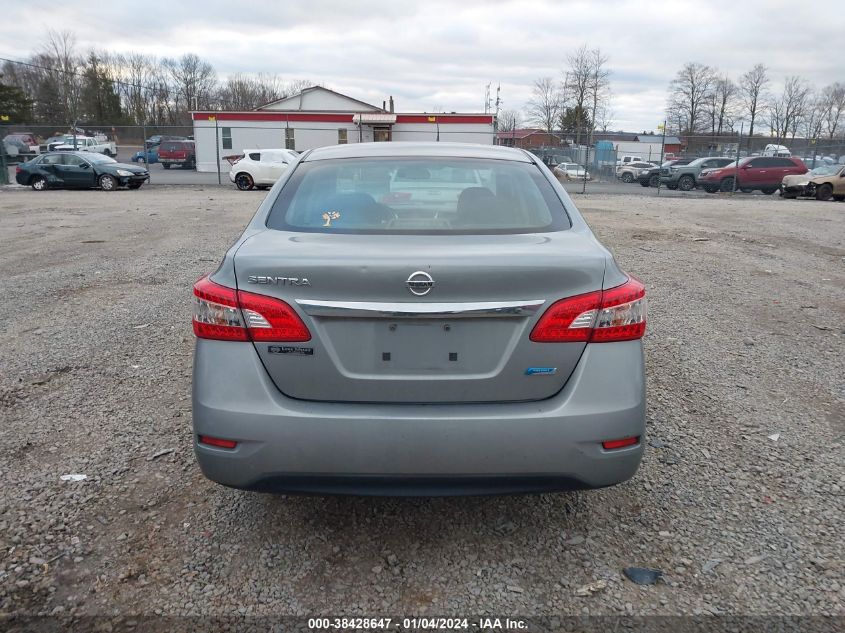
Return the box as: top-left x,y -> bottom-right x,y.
4,123 -> 844,191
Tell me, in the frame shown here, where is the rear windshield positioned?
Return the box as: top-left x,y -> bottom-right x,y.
266,157 -> 571,234
161,141 -> 192,151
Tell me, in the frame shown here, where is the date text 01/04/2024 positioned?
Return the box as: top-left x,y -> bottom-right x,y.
306,617 -> 529,630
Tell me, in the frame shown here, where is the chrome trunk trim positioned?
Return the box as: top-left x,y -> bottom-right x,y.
296,299 -> 545,319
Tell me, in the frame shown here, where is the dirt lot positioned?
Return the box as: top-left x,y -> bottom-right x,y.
0,186 -> 843,625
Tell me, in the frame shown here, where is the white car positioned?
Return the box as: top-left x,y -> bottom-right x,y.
228,149 -> 299,190
553,162 -> 591,181
52,135 -> 117,156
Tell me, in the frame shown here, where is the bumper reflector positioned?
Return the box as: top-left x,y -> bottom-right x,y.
198,435 -> 238,449
602,436 -> 640,450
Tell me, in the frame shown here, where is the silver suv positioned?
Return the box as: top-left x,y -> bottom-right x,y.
191,142 -> 647,496
660,156 -> 734,191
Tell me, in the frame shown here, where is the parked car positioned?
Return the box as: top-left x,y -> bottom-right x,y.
145,134 -> 186,147
781,164 -> 845,201
15,151 -> 149,191
228,149 -> 299,190
616,155 -> 643,166
762,144 -> 791,157
617,161 -> 656,183
158,140 -> 196,169
3,133 -> 40,154
132,145 -> 160,164
191,142 -> 647,495
553,162 -> 591,181
52,135 -> 117,156
660,156 -> 735,191
2,136 -> 31,161
698,156 -> 807,194
637,158 -> 694,187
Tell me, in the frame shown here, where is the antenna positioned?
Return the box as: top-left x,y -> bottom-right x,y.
495,84 -> 501,117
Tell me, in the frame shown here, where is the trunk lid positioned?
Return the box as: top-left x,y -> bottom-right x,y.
234,230 -> 607,403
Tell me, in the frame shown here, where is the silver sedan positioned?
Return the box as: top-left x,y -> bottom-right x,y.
192,142 -> 647,495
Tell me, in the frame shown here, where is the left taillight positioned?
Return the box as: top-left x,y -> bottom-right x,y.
192,276 -> 249,341
192,276 -> 311,342
530,276 -> 647,343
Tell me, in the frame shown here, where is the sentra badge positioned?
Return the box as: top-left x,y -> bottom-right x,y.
248,275 -> 311,286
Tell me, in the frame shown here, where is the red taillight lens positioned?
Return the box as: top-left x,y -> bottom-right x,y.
237,289 -> 311,342
602,436 -> 640,450
192,276 -> 249,341
192,276 -> 311,342
529,290 -> 602,342
530,276 -> 646,343
198,435 -> 238,449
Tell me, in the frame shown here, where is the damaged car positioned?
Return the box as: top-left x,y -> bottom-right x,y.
781,164 -> 845,201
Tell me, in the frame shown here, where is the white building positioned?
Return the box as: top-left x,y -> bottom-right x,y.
192,86 -> 496,172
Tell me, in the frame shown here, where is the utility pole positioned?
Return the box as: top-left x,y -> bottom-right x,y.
0,113 -> 9,185
657,120 -> 666,197
732,121 -> 743,193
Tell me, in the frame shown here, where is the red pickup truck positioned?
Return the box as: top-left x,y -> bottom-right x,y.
158,140 -> 196,170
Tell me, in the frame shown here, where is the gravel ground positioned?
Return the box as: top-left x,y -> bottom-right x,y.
0,186 -> 843,624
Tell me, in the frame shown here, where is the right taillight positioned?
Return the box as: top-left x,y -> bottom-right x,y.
192,276 -> 310,342
530,276 -> 646,343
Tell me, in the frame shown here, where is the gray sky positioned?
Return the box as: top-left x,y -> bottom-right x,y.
2,0 -> 842,131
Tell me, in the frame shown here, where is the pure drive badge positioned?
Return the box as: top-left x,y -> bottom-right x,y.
525,367 -> 557,375
268,346 -> 314,356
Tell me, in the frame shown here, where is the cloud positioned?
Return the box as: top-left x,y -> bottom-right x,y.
0,0 -> 841,131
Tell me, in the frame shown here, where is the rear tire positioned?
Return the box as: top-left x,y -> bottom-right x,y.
30,176 -> 47,191
720,177 -> 735,192
649,174 -> 660,187
815,184 -> 833,201
99,174 -> 117,191
678,175 -> 695,191
621,172 -> 633,183
235,173 -> 254,191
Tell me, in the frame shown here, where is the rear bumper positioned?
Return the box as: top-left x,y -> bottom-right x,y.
192,339 -> 646,495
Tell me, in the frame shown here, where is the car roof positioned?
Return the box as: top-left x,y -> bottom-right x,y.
302,142 -> 532,163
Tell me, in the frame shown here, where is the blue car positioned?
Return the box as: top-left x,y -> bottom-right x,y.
132,145 -> 159,164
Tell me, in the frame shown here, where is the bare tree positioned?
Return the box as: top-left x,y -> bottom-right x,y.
769,76 -> 810,141
284,79 -> 315,97
164,53 -> 217,122
739,64 -> 768,145
525,77 -> 562,133
564,44 -> 592,144
802,90 -> 826,141
818,82 -> 845,139
586,47 -> 611,143
497,108 -> 521,133
706,73 -> 737,135
595,103 -> 614,132
667,62 -> 716,134
39,30 -> 81,122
